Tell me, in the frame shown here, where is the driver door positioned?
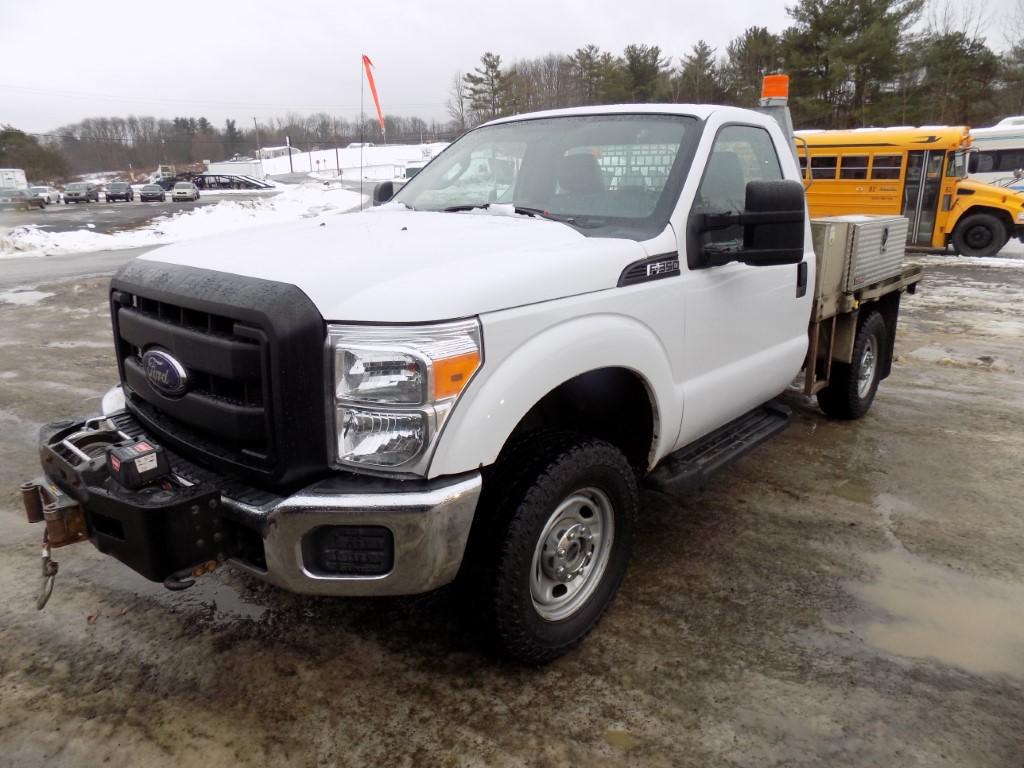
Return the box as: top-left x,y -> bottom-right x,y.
677,123 -> 811,445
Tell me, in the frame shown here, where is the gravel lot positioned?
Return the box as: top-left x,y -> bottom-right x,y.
0,251 -> 1021,767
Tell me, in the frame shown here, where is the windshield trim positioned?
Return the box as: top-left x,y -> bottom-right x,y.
394,112 -> 704,241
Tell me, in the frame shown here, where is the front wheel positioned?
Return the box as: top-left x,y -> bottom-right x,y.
469,433 -> 637,664
817,311 -> 887,420
952,213 -> 1008,257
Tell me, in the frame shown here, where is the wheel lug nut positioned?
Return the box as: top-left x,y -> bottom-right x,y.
557,548 -> 566,557
556,566 -> 565,574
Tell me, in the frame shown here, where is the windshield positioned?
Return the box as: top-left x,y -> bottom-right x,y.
174,182 -> 191,189
30,186 -> 46,193
109,182 -> 128,189
394,114 -> 699,239
66,183 -> 88,190
143,185 -> 160,191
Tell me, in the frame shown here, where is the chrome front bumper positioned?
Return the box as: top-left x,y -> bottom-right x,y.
45,392 -> 482,597
225,472 -> 481,596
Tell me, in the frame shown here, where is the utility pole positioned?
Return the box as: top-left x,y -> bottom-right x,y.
286,135 -> 294,174
333,116 -> 340,179
253,117 -> 265,178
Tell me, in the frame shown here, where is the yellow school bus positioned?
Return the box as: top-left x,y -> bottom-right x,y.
795,126 -> 1024,257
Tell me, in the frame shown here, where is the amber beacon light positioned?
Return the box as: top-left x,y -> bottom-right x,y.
761,74 -> 790,101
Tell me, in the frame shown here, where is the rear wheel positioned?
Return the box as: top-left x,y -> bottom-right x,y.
817,311 -> 887,420
468,432 -> 637,664
952,213 -> 1008,257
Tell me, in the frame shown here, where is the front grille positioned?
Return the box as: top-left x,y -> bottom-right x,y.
110,260 -> 329,490
113,291 -> 273,464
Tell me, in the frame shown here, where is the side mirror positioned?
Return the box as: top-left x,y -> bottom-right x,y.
372,180 -> 394,206
697,179 -> 806,267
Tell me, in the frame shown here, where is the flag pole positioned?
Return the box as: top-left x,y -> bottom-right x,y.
359,56 -> 365,211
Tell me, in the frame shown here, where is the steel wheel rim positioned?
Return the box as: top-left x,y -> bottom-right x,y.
857,335 -> 878,398
966,226 -> 992,249
530,487 -> 615,622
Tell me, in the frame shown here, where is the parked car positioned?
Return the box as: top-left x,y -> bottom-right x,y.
139,184 -> 167,202
0,188 -> 46,211
172,182 -> 200,202
64,182 -> 99,203
29,185 -> 61,204
105,182 -> 135,202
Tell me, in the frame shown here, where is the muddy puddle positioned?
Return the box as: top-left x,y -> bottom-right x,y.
845,495 -> 1024,678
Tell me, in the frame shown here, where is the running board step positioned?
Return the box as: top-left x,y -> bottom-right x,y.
646,402 -> 791,494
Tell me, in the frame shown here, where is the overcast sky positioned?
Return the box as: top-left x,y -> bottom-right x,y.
0,0 -> 1015,133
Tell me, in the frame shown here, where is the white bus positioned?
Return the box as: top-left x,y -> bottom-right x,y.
968,117 -> 1024,189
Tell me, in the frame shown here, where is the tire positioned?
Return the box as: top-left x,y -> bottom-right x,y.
817,311 -> 887,420
952,213 -> 1008,258
468,432 -> 638,664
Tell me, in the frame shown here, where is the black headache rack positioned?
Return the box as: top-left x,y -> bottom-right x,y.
32,415 -> 274,584
109,260 -> 329,491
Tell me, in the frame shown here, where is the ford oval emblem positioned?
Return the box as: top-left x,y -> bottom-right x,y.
142,349 -> 188,397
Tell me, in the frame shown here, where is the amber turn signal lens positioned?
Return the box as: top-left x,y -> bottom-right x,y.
433,351 -> 480,400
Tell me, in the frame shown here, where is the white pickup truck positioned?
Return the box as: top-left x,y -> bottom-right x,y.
23,102 -> 920,663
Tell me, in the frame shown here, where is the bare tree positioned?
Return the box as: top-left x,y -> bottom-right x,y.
926,0 -> 991,39
446,71 -> 469,131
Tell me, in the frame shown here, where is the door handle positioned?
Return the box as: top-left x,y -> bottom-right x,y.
796,262 -> 808,298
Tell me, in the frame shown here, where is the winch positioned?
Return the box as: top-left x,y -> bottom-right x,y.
22,417 -> 229,608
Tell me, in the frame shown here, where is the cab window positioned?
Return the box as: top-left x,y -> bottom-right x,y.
693,124 -> 783,251
696,125 -> 782,212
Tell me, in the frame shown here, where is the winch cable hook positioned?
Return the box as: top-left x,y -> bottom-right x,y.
36,532 -> 59,610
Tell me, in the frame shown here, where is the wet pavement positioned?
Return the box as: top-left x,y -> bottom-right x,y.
0,251 -> 1022,767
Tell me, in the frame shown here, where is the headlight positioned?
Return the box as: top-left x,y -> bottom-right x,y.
1016,210 -> 1024,223
327,320 -> 482,471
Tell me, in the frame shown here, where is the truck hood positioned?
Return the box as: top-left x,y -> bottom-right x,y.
140,208 -> 650,321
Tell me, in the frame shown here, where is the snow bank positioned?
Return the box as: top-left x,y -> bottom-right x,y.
0,183 -> 364,259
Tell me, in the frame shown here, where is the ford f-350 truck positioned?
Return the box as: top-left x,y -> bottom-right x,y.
22,99 -> 920,663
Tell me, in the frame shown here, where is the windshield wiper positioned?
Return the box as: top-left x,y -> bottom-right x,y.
442,203 -> 567,223
442,204 -> 488,213
509,205 -> 565,222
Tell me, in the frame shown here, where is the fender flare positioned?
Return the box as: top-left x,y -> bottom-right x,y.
427,313 -> 680,478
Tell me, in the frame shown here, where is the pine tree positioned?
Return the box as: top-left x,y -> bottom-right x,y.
570,45 -> 605,105
783,0 -> 924,127
464,52 -> 514,121
677,40 -> 722,103
723,27 -> 783,106
622,44 -> 670,102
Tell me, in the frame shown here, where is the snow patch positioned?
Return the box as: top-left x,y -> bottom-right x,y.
0,289 -> 55,306
45,340 -> 116,349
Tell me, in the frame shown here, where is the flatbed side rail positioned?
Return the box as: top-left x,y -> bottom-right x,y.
803,264 -> 922,396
